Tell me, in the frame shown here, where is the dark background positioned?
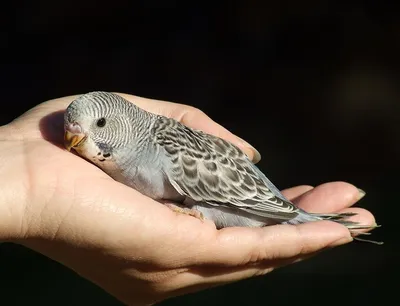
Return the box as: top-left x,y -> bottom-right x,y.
1,1 -> 398,305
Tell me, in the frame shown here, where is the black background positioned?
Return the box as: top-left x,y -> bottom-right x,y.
1,1 -> 398,305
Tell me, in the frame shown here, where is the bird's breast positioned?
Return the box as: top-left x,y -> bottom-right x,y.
110,151 -> 170,200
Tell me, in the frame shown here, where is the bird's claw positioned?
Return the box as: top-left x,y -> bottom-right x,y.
165,203 -> 205,221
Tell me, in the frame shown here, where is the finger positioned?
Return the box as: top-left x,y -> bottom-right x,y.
116,93 -> 261,163
280,185 -> 314,201
292,181 -> 365,213
176,221 -> 351,290
193,220 -> 352,267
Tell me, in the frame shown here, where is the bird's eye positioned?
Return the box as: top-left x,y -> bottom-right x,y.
96,118 -> 106,127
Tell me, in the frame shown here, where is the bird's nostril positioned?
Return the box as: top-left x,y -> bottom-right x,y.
67,122 -> 83,134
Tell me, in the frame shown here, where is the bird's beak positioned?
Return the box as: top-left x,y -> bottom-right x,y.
64,130 -> 87,152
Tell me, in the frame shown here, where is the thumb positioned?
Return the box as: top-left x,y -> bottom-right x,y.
195,221 -> 352,266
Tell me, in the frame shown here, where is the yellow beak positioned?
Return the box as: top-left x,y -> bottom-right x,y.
64,130 -> 86,151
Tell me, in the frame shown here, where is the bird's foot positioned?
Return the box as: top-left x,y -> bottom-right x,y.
164,203 -> 205,221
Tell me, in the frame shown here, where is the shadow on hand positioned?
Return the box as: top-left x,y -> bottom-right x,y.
39,110 -> 66,149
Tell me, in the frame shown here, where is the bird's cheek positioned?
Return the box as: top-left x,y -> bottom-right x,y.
75,139 -> 97,158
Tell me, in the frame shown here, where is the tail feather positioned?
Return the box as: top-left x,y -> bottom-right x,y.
353,237 -> 383,245
310,212 -> 357,221
312,212 -> 381,229
288,211 -> 383,245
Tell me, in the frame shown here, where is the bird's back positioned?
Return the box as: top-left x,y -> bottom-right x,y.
151,115 -> 302,226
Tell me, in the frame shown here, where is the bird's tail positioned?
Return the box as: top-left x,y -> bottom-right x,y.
286,211 -> 383,245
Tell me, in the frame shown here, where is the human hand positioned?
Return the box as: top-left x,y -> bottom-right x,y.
0,93 -> 375,305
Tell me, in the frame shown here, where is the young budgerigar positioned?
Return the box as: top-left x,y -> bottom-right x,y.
64,91 -> 380,242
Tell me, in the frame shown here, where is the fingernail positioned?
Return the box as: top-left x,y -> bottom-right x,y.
357,188 -> 366,200
238,139 -> 262,164
251,148 -> 262,164
330,235 -> 353,247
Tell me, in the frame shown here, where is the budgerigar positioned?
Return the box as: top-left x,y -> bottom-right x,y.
64,91 -> 380,243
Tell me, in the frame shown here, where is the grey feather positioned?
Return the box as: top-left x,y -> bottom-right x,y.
151,115 -> 300,222
64,91 -> 382,244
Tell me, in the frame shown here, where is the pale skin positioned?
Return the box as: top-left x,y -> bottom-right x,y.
0,93 -> 375,306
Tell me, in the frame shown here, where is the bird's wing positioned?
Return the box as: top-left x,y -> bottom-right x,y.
151,116 -> 299,221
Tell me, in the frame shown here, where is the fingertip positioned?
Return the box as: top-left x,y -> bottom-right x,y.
294,221 -> 353,250
321,181 -> 362,203
233,140 -> 261,163
234,139 -> 261,164
295,181 -> 363,212
253,150 -> 261,164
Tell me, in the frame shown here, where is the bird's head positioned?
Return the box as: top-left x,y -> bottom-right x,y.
64,91 -> 141,162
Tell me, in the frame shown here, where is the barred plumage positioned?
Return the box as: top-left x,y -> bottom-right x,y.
64,91 -> 381,243
151,115 -> 300,221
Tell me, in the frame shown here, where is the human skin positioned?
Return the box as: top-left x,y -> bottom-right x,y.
0,93 -> 375,305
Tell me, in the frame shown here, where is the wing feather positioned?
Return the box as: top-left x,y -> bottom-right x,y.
152,116 -> 299,221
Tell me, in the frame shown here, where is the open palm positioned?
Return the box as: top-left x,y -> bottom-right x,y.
0,93 -> 375,306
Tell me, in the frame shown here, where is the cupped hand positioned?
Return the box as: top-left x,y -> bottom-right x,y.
0,93 -> 375,306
